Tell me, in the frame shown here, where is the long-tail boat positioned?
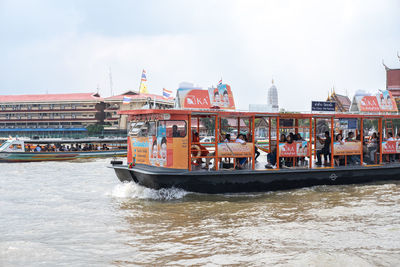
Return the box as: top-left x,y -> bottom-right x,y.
0,137 -> 127,162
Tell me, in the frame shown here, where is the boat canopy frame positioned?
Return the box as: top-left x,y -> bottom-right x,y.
122,109 -> 400,171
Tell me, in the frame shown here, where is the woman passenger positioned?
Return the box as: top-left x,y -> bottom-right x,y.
334,133 -> 345,166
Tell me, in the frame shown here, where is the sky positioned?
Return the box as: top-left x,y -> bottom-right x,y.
1,0 -> 400,111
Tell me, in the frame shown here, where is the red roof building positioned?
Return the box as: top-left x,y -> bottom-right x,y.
387,69 -> 400,96
103,91 -> 175,131
0,92 -> 104,136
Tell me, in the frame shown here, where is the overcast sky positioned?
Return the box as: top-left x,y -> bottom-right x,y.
1,0 -> 400,110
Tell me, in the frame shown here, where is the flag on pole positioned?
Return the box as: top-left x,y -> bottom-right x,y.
122,96 -> 132,104
139,69 -> 148,94
163,88 -> 172,98
141,70 -> 147,82
218,78 -> 222,85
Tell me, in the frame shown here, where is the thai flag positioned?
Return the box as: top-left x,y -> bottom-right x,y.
218,78 -> 222,85
163,88 -> 172,98
141,70 -> 147,81
122,96 -> 132,104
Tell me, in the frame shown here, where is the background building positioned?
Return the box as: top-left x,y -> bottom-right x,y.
385,56 -> 400,106
103,91 -> 175,134
0,93 -> 103,138
0,91 -> 175,138
249,80 -> 279,112
267,80 -> 279,112
327,90 -> 351,112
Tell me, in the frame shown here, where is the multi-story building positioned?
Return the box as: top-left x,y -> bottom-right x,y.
0,91 -> 176,138
0,92 -> 104,137
103,91 -> 175,132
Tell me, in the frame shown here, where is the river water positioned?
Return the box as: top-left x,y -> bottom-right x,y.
1,159 -> 400,266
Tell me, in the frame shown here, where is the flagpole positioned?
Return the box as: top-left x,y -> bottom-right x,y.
138,74 -> 142,94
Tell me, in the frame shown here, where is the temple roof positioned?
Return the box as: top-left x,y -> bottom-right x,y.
327,92 -> 351,112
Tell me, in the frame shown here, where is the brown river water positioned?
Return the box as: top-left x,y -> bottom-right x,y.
1,159 -> 400,266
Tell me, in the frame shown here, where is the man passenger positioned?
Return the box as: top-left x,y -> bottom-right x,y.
316,131 -> 331,166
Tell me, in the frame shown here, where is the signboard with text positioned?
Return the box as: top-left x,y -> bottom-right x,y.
312,101 -> 336,112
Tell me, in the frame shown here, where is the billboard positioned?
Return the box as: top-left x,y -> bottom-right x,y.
382,141 -> 400,154
176,84 -> 235,110
352,90 -> 398,112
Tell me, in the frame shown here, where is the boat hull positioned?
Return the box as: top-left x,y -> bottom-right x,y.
0,150 -> 126,162
112,164 -> 400,193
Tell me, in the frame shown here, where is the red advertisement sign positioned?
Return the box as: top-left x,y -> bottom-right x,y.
177,84 -> 235,110
278,141 -> 309,157
356,91 -> 398,112
358,96 -> 380,112
382,141 -> 400,154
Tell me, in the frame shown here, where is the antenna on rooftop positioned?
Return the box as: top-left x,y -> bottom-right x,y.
96,84 -> 100,94
109,66 -> 114,96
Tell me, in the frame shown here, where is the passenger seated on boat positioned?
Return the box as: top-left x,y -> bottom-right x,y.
235,134 -> 247,169
334,134 -> 345,166
285,134 -> 294,167
295,133 -> 307,166
34,145 -> 41,152
316,131 -> 331,166
266,147 -> 277,168
224,133 -> 231,143
385,132 -> 395,162
102,144 -> 109,150
246,133 -> 260,161
280,134 -> 287,143
172,125 -> 180,137
192,132 -> 211,167
345,132 -> 360,165
222,134 -> 232,165
367,132 -> 378,163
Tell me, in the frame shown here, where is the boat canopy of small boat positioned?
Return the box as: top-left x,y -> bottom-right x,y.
0,138 -> 127,162
111,108 -> 400,193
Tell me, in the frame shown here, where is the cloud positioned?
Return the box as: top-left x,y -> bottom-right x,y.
0,0 -> 399,111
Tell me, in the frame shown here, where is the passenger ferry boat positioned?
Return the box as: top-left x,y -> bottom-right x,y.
0,137 -> 127,162
111,108 -> 400,193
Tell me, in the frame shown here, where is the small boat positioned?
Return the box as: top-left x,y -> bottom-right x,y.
0,137 -> 127,162
111,108 -> 400,194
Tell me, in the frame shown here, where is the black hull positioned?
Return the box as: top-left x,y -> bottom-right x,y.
112,164 -> 400,194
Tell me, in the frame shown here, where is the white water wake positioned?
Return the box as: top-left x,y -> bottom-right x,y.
110,182 -> 189,200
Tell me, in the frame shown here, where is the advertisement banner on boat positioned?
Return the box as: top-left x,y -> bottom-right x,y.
208,84 -> 235,109
217,142 -> 253,157
176,84 -> 235,110
355,90 -> 398,112
278,141 -> 309,157
382,141 -> 400,154
333,141 -> 361,155
129,135 -> 188,169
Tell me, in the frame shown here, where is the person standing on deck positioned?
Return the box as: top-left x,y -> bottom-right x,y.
235,134 -> 247,169
316,131 -> 331,166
